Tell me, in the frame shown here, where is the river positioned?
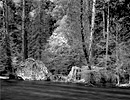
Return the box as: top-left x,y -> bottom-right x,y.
1,80 -> 130,100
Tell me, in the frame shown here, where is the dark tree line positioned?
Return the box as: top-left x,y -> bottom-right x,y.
0,0 -> 56,75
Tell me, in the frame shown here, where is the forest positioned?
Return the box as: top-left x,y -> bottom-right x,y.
0,0 -> 130,87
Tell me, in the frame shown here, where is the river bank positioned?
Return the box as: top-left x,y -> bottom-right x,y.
1,76 -> 130,88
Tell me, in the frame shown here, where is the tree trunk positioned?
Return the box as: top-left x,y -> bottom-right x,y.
88,0 -> 96,69
38,0 -> 42,60
129,74 -> 130,84
22,0 -> 28,61
105,2 -> 109,68
80,0 -> 89,66
3,0 -> 13,74
103,3 -> 106,38
115,23 -> 119,66
116,74 -> 120,85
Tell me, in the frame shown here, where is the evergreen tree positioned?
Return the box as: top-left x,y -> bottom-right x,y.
28,0 -> 55,60
3,0 -> 12,74
44,0 -> 93,74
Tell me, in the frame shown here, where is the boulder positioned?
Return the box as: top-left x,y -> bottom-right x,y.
16,58 -> 49,80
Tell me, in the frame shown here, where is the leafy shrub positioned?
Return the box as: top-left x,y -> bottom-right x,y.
80,66 -> 118,85
99,69 -> 117,84
43,44 -> 85,75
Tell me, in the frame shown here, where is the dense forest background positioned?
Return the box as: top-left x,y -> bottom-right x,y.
0,0 -> 130,83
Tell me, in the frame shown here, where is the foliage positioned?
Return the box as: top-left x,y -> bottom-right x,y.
93,0 -> 130,70
28,0 -> 56,60
81,67 -> 118,85
43,44 -> 85,75
0,39 -> 7,72
43,0 -> 91,74
0,0 -> 56,74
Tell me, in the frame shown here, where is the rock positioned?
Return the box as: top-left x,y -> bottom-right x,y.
16,58 -> 49,80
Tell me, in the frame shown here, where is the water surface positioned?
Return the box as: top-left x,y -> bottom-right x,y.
1,80 -> 130,100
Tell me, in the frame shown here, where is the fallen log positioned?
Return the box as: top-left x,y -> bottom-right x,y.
0,76 -> 9,79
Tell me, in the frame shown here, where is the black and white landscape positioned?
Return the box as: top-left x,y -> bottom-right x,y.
0,0 -> 130,100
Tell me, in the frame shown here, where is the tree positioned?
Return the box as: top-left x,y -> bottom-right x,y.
102,1 -> 106,38
0,0 -> 5,72
0,0 -> 23,74
3,0 -> 12,74
105,0 -> 110,68
88,0 -> 96,69
80,0 -> 89,68
28,0 -> 55,60
22,0 -> 28,60
44,0 -> 94,74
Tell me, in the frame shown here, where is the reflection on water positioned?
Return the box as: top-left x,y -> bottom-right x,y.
1,80 -> 130,100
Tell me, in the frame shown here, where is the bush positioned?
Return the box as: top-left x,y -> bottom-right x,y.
99,69 -> 117,84
43,44 -> 86,75
80,66 -> 118,85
